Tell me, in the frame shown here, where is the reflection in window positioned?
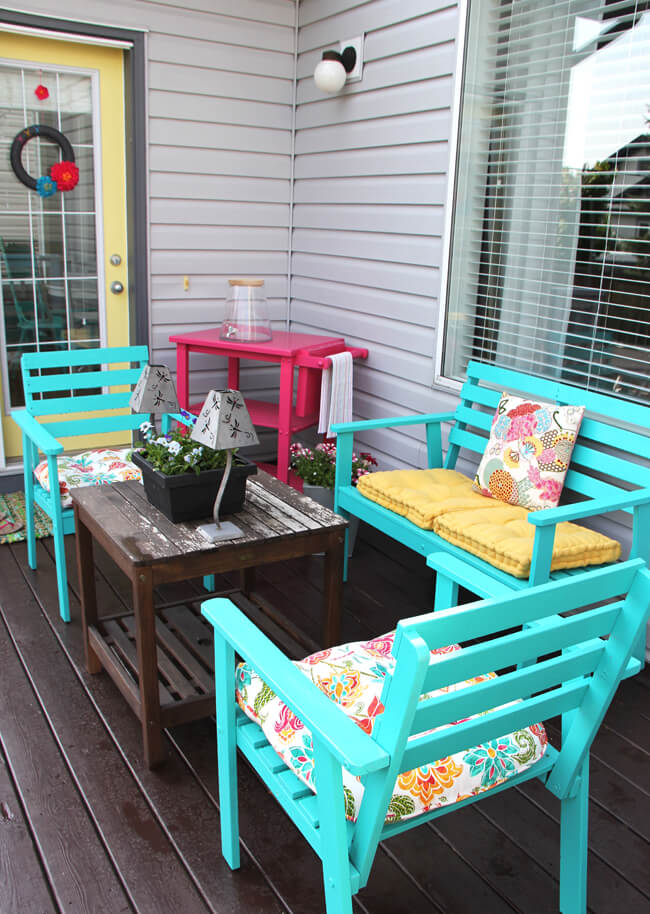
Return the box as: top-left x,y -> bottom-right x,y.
442,0 -> 650,403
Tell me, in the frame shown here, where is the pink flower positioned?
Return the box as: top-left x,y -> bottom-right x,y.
362,633 -> 395,656
538,477 -> 562,503
507,413 -> 537,441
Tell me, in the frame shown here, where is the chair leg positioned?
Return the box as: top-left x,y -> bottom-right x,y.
22,435 -> 37,570
434,571 -> 458,611
47,454 -> 70,623
213,633 -> 241,870
313,739 -> 354,914
559,755 -> 589,914
203,574 -> 216,591
52,511 -> 70,623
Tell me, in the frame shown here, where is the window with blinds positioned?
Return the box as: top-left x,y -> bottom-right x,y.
442,0 -> 650,403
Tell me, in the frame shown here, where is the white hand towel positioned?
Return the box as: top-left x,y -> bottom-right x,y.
318,351 -> 353,438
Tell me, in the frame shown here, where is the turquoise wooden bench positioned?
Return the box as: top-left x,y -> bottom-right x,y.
333,360 -> 650,612
11,345 -> 152,622
201,554 -> 650,913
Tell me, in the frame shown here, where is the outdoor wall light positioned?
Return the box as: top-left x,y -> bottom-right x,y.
313,36 -> 364,94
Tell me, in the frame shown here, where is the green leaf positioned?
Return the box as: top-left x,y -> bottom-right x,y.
343,786 -> 356,819
254,682 -> 276,717
387,795 -> 415,822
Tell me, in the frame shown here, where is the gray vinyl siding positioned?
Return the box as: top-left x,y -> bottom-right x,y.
3,0 -> 295,414
145,1 -> 295,409
291,0 -> 460,469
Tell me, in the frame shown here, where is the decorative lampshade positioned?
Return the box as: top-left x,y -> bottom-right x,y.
190,389 -> 259,450
190,389 -> 259,542
130,364 -> 179,413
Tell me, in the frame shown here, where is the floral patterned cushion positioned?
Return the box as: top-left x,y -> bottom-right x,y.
236,632 -> 548,826
33,448 -> 142,508
473,392 -> 585,510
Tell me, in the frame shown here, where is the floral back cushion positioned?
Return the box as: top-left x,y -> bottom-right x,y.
473,393 -> 585,510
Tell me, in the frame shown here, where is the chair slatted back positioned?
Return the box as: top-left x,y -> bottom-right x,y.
444,360 -> 650,511
21,345 -> 150,439
350,558 -> 650,882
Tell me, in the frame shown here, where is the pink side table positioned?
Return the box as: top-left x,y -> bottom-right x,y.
169,328 -> 368,484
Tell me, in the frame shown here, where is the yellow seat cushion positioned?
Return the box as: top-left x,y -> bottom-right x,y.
434,506 -> 621,577
356,468 -> 621,577
356,468 -> 502,529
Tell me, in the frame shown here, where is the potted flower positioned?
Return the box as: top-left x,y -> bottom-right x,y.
289,441 -> 377,555
131,412 -> 257,523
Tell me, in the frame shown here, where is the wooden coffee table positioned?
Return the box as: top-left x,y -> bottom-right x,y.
71,471 -> 346,768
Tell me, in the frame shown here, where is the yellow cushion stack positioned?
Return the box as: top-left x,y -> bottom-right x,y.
356,468 -> 621,577
356,468 -> 498,529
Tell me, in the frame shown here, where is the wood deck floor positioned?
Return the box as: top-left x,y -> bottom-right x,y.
0,525 -> 648,914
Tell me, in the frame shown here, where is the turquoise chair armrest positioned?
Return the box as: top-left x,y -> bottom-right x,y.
11,409 -> 64,456
331,411 -> 457,435
161,411 -> 193,434
202,598 -> 390,776
426,552 -> 514,599
169,410 -> 193,427
528,488 -> 650,526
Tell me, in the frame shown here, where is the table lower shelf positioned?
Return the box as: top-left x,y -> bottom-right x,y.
87,588 -> 319,730
89,599 -> 217,728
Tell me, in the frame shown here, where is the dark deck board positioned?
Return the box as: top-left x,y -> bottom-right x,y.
0,525 -> 648,913
0,586 -> 134,913
0,548 -> 214,914
0,743 -> 58,914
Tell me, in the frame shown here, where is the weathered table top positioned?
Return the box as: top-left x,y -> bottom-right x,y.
70,470 -> 347,570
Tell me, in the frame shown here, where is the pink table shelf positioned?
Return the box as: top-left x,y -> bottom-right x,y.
169,328 -> 368,484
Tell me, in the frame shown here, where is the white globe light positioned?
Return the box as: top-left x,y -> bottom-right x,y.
314,57 -> 347,93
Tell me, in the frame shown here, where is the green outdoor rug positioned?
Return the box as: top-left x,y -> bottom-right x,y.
0,491 -> 52,545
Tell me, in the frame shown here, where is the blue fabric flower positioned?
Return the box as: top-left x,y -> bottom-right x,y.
36,175 -> 57,198
180,408 -> 197,426
493,414 -> 511,439
463,737 -> 518,788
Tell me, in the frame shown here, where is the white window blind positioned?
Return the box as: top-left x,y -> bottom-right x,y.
442,0 -> 650,402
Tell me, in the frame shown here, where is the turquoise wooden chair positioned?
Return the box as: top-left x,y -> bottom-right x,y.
11,346 -> 152,622
201,555 -> 650,914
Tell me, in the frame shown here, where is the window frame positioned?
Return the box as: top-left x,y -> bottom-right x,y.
435,0 -> 471,394
436,0 -> 650,401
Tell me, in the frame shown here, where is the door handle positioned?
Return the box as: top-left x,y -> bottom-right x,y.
110,281 -> 124,294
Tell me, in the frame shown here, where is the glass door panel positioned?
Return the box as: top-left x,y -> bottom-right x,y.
0,63 -> 102,414
0,32 -> 130,461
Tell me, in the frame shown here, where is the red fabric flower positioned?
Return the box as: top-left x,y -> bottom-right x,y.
352,695 -> 384,735
35,84 -> 49,100
507,401 -> 541,419
50,160 -> 79,191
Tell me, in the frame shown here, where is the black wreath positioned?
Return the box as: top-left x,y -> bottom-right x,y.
10,124 -> 75,191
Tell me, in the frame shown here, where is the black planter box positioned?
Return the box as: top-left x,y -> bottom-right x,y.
131,450 -> 257,523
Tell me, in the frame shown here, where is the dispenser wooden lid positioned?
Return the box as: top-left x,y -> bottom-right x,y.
228,278 -> 264,286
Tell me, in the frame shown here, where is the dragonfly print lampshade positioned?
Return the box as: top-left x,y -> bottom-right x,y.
190,389 -> 259,541
129,364 -> 179,414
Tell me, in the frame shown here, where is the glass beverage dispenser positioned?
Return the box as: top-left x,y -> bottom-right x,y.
220,278 -> 272,342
